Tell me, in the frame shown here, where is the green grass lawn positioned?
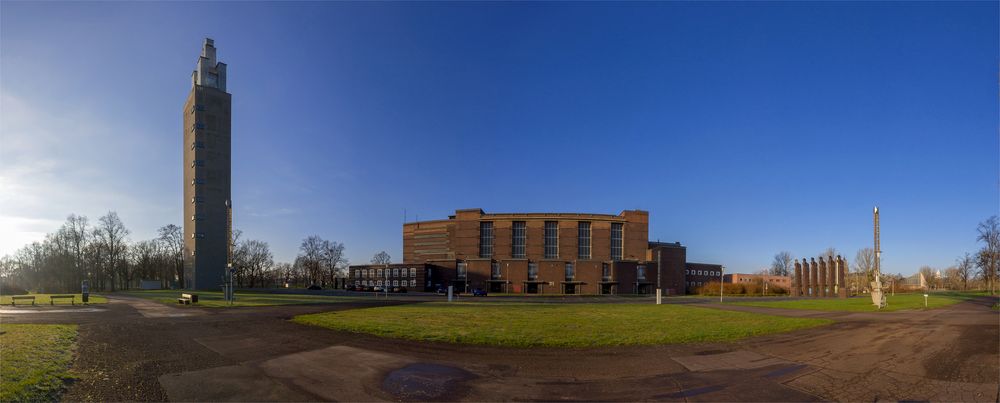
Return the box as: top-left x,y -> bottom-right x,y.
118,290 -> 364,307
726,291 -> 985,312
293,302 -> 831,348
0,324 -> 78,402
0,293 -> 107,305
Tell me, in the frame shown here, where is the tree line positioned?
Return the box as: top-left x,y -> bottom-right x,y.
768,215 -> 1000,294
0,211 -> 367,293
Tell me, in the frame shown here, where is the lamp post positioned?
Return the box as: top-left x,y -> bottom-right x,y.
719,266 -> 725,303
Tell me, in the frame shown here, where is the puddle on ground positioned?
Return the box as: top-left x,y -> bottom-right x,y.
381,363 -> 476,401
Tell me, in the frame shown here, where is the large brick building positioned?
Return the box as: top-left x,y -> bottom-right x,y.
350,209 -> 717,295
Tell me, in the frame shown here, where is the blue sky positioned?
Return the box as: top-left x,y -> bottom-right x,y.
1,2 -> 996,275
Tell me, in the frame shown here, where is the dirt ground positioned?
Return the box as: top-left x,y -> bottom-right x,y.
2,294 -> 997,402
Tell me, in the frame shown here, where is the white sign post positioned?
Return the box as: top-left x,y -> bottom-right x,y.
656,288 -> 662,305
447,285 -> 453,302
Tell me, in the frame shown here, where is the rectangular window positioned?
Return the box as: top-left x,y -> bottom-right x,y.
611,222 -> 623,261
393,268 -> 399,277
602,263 -> 611,279
511,221 -> 526,258
191,197 -> 204,204
410,279 -> 416,287
544,221 -> 559,259
637,265 -> 646,280
393,280 -> 399,287
192,104 -> 206,113
377,268 -> 383,277
410,268 -> 416,277
192,160 -> 205,168
528,262 -> 538,280
491,262 -> 501,279
577,222 -> 591,259
457,262 -> 467,278
565,262 -> 575,280
192,232 -> 205,239
479,221 -> 494,258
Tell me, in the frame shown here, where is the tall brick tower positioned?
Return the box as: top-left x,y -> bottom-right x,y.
183,38 -> 231,290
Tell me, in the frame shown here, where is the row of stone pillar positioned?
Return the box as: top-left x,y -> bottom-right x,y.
791,255 -> 847,298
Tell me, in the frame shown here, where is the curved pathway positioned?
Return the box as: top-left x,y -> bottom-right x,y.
2,294 -> 996,401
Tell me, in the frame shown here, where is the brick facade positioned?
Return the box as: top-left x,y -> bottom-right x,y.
354,209 -> 716,295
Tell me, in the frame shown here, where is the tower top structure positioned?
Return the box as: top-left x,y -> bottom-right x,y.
192,37 -> 227,91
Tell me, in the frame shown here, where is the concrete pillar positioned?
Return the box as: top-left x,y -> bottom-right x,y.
838,255 -> 848,298
809,258 -> 818,297
827,255 -> 837,298
792,260 -> 802,297
818,257 -> 828,297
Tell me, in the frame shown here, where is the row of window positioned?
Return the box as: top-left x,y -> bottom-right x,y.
687,269 -> 720,277
687,281 -> 705,287
190,104 -> 207,114
356,279 -> 417,287
478,221 -> 624,261
462,261 -> 636,281
354,267 -> 419,278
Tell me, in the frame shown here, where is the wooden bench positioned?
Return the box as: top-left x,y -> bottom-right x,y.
177,293 -> 198,305
10,295 -> 35,306
50,295 -> 75,305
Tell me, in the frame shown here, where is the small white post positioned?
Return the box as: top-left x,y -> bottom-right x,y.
924,294 -> 928,308
448,285 -> 453,302
656,288 -> 662,305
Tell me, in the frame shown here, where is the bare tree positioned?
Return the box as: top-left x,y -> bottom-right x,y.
371,251 -> 392,266
157,224 -> 183,288
955,253 -> 974,291
918,266 -> 937,290
62,214 -> 90,290
298,235 -> 325,286
819,247 -> 839,259
240,239 -> 273,288
854,248 -> 875,282
976,216 -> 999,295
96,211 -> 130,291
321,241 -> 347,285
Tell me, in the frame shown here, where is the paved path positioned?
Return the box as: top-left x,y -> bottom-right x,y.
2,294 -> 997,401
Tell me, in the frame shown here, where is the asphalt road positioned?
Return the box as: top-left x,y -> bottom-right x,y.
2,294 -> 997,402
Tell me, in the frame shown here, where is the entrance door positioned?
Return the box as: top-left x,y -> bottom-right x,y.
564,283 -> 576,294
600,284 -> 614,295
489,282 -> 504,293
526,283 -> 539,294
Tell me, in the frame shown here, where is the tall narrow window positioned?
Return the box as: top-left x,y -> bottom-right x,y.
565,263 -> 575,280
544,221 -> 558,259
457,262 -> 467,278
637,265 -> 646,280
511,221 -> 526,258
479,221 -> 494,258
528,262 -> 538,280
577,222 -> 591,259
611,222 -> 623,261
602,263 -> 611,280
491,262 -> 501,279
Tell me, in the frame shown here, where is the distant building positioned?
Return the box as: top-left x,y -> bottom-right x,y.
684,263 -> 724,293
183,38 -> 232,290
350,209 -> 719,295
724,273 -> 792,289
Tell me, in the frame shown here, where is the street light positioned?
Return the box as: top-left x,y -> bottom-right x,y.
719,266 -> 725,303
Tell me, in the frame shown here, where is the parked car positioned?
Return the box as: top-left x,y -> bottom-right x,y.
372,286 -> 384,292
364,286 -> 375,292
435,286 -> 448,294
392,286 -> 408,293
472,288 -> 488,297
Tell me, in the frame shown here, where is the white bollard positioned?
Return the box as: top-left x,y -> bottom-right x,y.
656,288 -> 662,305
448,285 -> 453,302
